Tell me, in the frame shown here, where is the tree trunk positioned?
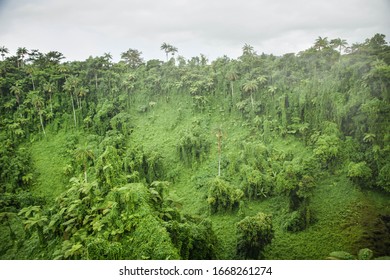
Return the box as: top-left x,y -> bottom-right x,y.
49,94 -> 53,114
231,81 -> 234,99
70,93 -> 77,128
31,75 -> 35,90
218,154 -> 221,177
39,113 -> 46,137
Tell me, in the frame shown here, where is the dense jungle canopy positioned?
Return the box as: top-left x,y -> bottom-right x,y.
0,34 -> 389,260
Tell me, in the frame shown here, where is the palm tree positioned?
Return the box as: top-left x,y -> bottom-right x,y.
26,91 -> 46,137
314,36 -> 329,51
0,46 -> 9,60
242,79 -> 258,109
330,38 -> 348,54
363,133 -> 376,143
216,128 -> 223,176
76,86 -> 89,109
45,51 -> 65,64
267,85 -> 277,99
242,44 -> 255,56
226,70 -> 238,99
169,45 -> 178,58
74,144 -> 95,182
43,82 -> 55,114
25,65 -> 36,90
27,49 -> 40,62
257,75 -> 268,86
160,43 -> 178,61
330,38 -> 348,62
10,81 -> 23,106
160,42 -> 170,61
16,47 -> 28,67
63,75 -> 80,128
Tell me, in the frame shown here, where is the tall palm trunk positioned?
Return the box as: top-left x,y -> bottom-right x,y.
39,112 -> 46,137
84,160 -> 88,183
49,93 -> 53,114
231,81 -> 234,99
218,153 -> 221,177
70,93 -> 77,128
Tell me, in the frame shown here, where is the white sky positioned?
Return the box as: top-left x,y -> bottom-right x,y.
0,0 -> 389,62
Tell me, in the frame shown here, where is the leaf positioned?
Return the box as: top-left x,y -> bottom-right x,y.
62,217 -> 77,226
64,243 -> 83,258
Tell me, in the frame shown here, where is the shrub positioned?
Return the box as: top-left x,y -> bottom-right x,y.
236,212 -> 274,259
347,161 -> 372,186
377,164 -> 390,192
165,216 -> 218,259
177,126 -> 210,166
240,165 -> 266,200
207,177 -> 243,214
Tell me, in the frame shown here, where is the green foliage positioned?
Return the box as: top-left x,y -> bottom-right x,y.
282,207 -> 314,233
18,206 -> 48,245
358,248 -> 374,260
328,248 -> 374,260
240,165 -> 266,200
0,140 -> 34,193
207,177 -> 243,214
377,164 -> 390,192
165,216 -> 218,259
236,212 -> 274,259
347,161 -> 372,186
275,158 -> 316,211
177,124 -> 210,166
328,251 -> 355,260
313,133 -> 341,169
123,146 -> 165,184
1,34 -> 389,260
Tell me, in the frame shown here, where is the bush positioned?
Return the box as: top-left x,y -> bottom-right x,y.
347,161 -> 372,186
207,177 -> 243,214
377,164 -> 390,192
358,248 -> 374,260
236,212 -> 274,259
283,207 -> 314,232
283,211 -> 305,232
240,165 -> 264,200
177,125 -> 210,166
165,216 -> 218,259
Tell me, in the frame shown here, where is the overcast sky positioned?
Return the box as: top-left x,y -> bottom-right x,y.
0,0 -> 389,62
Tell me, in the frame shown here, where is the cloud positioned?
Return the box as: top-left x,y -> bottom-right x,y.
0,0 -> 389,61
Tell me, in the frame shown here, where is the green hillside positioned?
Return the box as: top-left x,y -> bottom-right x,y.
1,35 -> 389,260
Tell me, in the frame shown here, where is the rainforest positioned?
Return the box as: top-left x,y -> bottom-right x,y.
0,34 -> 389,260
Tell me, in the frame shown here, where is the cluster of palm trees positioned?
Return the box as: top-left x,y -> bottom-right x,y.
314,36 -> 348,54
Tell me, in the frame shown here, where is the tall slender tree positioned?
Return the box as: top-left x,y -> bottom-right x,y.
160,43 -> 178,61
330,38 -> 348,54
314,37 -> 329,51
242,79 -> 258,109
26,91 -> 46,137
63,75 -> 80,128
0,46 -> 9,60
16,47 -> 28,67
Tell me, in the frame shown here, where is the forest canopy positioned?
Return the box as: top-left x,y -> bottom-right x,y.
0,34 -> 389,260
